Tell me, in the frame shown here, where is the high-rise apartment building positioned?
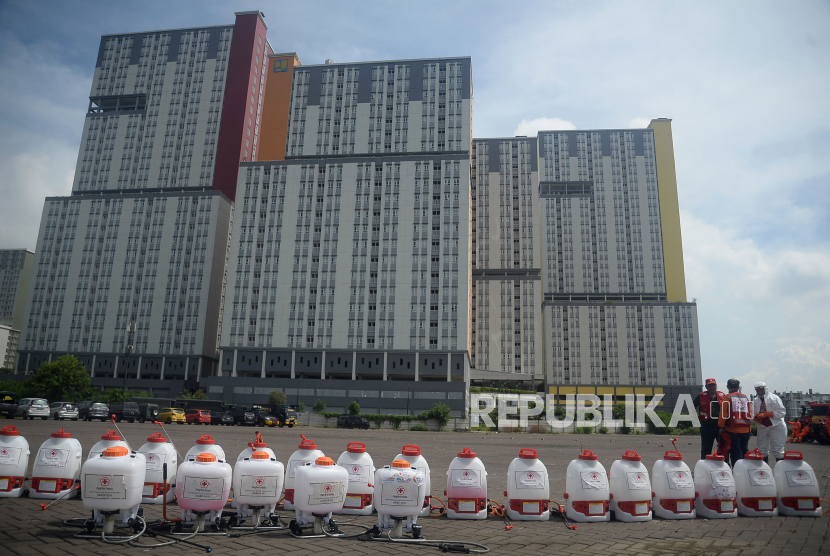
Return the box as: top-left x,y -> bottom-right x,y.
0,249 -> 34,330
17,12 -> 270,386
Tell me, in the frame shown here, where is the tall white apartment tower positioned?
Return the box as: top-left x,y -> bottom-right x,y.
17,12 -> 270,389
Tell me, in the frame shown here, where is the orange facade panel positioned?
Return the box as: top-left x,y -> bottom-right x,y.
257,53 -> 300,161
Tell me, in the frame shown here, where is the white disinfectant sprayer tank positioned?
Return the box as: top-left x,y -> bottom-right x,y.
693,454 -> 737,518
651,447 -> 696,519
284,434 -> 324,510
734,449 -> 777,516
374,459 -> 425,535
233,450 -> 285,521
137,432 -> 177,504
564,449 -> 610,522
30,429 -> 83,500
609,450 -> 652,522
445,447 -> 488,520
176,452 -> 232,530
87,430 -> 130,461
82,446 -> 146,531
293,456 -> 348,526
185,434 -> 225,462
774,451 -> 821,517
505,448 -> 550,521
394,445 -> 431,517
336,442 -> 375,515
0,426 -> 29,498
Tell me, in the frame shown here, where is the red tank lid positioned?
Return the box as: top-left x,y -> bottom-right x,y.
347,442 -> 366,453
51,429 -> 72,438
0,426 -> 20,436
101,430 -> 121,441
458,447 -> 476,458
622,450 -> 641,461
578,449 -> 597,461
147,432 -> 167,443
196,435 -> 215,445
519,448 -> 537,460
402,445 -> 421,456
745,449 -> 764,461
298,434 -> 317,450
705,454 -> 725,461
663,451 -> 683,461
783,451 -> 803,460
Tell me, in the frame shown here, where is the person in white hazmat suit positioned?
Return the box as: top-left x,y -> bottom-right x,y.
751,382 -> 787,464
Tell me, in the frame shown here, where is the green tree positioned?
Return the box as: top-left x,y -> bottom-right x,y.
25,355 -> 93,402
348,400 -> 361,415
313,399 -> 327,413
179,389 -> 208,400
269,390 -> 287,405
296,402 -> 306,412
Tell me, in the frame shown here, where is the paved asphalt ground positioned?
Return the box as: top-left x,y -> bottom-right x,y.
1,419 -> 828,555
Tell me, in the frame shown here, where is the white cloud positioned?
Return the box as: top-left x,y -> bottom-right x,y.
513,117 -> 575,137
629,118 -> 651,128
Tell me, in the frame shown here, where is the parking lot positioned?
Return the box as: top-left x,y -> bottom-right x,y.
1,418 -> 828,555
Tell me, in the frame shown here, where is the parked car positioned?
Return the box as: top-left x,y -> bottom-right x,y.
185,409 -> 211,425
271,405 -> 297,428
109,401 -> 140,423
252,408 -> 276,427
15,398 -> 49,420
0,391 -> 19,419
158,407 -> 186,424
228,409 -> 256,427
48,402 -> 79,421
337,416 -> 370,430
210,411 -> 234,426
78,401 -> 109,421
138,403 -> 159,423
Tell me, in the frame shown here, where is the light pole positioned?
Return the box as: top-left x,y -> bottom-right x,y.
122,319 -> 135,393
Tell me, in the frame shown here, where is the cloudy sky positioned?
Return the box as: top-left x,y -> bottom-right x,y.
1,0 -> 828,394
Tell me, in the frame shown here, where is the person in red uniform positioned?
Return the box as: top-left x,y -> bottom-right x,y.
718,378 -> 751,467
693,378 -> 724,459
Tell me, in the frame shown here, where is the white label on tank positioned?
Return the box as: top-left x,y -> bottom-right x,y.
676,501 -> 691,512
240,475 -> 279,498
749,469 -> 773,486
143,484 -> 155,496
36,448 -> 70,468
0,446 -> 22,466
588,502 -> 604,515
580,470 -> 607,490
307,481 -> 345,505
288,460 -> 307,478
0,478 -> 8,490
451,468 -> 481,488
797,498 -> 814,509
413,468 -> 426,484
458,500 -> 476,512
758,499 -> 773,510
626,472 -> 651,491
515,470 -> 545,489
381,482 -> 418,506
522,501 -> 540,514
635,503 -> 649,515
720,500 -> 733,512
84,474 -> 126,500
182,476 -> 225,500
785,470 -> 815,487
342,463 -> 370,483
710,470 -> 734,488
39,479 -> 56,492
667,471 -> 692,490
344,495 -> 362,508
144,453 -> 166,472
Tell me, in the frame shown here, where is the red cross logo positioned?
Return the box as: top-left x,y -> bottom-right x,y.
678,474 -> 683,479
147,455 -> 154,461
100,477 -> 110,487
797,472 -> 804,478
463,471 -> 470,478
397,487 -> 405,495
352,465 -> 360,473
720,473 -> 726,478
50,450 -> 57,457
255,477 -> 264,486
0,449 -> 7,456
527,472 -> 534,479
759,472 -> 765,477
592,473 -> 598,480
637,474 -> 642,479
200,480 -> 210,488
324,484 -> 332,493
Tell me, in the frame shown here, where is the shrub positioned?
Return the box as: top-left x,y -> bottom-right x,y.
179,389 -> 208,400
599,426 -> 608,434
269,390 -> 287,405
313,399 -> 327,414
649,410 -> 673,435
620,426 -> 631,435
348,400 -> 361,415
577,426 -> 594,434
410,423 -> 430,431
675,426 -> 700,436
296,402 -> 306,413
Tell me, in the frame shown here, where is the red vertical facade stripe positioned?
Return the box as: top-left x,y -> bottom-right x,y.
212,12 -> 268,201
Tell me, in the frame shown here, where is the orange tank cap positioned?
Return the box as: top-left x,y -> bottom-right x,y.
392,459 -> 411,468
315,456 -> 334,466
252,451 -> 270,459
197,453 -> 217,462
103,446 -> 129,457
